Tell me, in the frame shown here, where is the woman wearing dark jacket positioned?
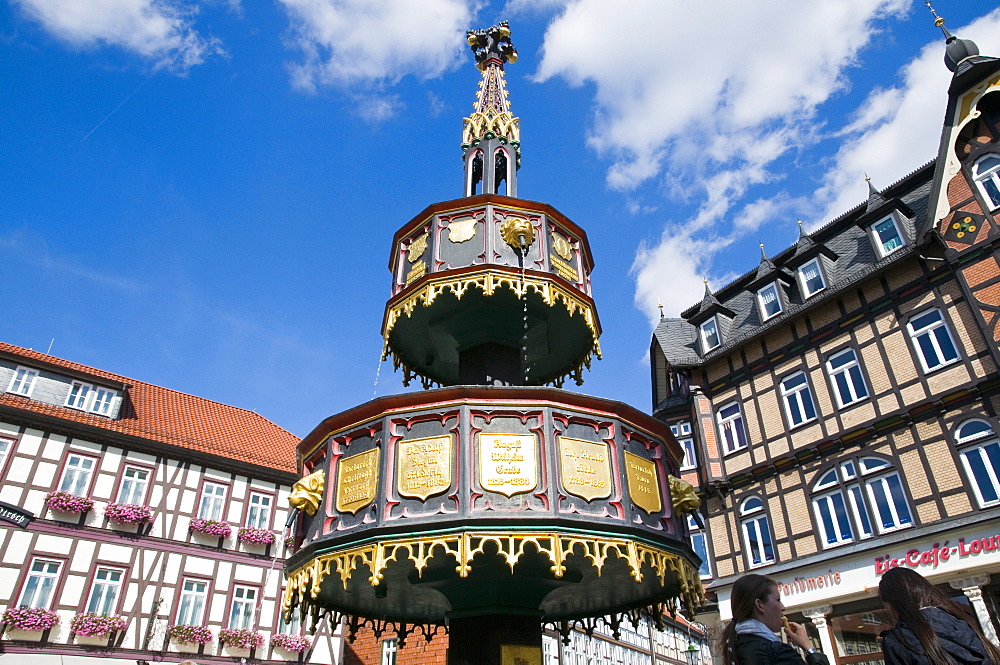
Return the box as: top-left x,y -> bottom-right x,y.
879,568 -> 1000,665
720,574 -> 829,665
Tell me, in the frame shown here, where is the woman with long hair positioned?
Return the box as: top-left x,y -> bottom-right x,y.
879,567 -> 1000,665
720,574 -> 828,665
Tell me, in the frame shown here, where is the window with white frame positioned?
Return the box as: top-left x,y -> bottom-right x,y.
756,283 -> 783,320
687,515 -> 711,578
956,420 -> 1000,507
811,456 -> 911,548
381,638 -> 398,665
670,421 -> 696,470
85,566 -> 125,614
740,497 -> 774,567
59,453 -> 96,496
780,372 -> 817,427
973,154 -> 1000,210
907,309 -> 960,372
228,585 -> 258,629
176,579 -> 208,625
826,349 -> 869,408
19,558 -> 61,608
717,402 -> 748,454
870,215 -> 905,258
865,458 -> 913,533
812,469 -> 856,547
65,382 -> 119,417
278,604 -> 302,634
197,482 -> 227,520
798,258 -> 826,299
699,317 -> 721,352
116,466 -> 150,505
7,366 -> 38,397
246,492 -> 272,529
0,437 -> 12,471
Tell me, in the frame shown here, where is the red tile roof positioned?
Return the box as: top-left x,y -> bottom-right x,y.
0,342 -> 299,474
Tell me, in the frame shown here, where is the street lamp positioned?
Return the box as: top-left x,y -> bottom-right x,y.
685,641 -> 701,665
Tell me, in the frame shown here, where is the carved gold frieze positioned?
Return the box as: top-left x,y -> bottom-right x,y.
549,255 -> 577,282
499,217 -> 535,249
405,260 -> 426,286
668,475 -> 700,514
336,448 -> 380,514
558,437 -> 611,502
624,452 -> 661,514
447,218 -> 477,243
289,469 -> 325,516
407,233 -> 428,263
551,233 -> 572,261
478,433 -> 537,497
282,529 -> 706,620
397,435 -> 453,500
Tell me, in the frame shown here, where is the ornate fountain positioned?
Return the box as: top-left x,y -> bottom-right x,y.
283,22 -> 703,665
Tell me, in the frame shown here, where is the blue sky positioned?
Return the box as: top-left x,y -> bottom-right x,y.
2,1 -> 999,437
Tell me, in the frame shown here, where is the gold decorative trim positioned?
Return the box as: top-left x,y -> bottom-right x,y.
447,218 -> 477,243
282,530 -> 705,618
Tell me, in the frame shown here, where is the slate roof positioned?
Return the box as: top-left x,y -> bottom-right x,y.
658,161 -> 936,365
0,341 -> 299,474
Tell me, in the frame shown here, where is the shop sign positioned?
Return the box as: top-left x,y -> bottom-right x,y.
0,501 -> 33,528
777,570 -> 843,598
874,536 -> 1000,574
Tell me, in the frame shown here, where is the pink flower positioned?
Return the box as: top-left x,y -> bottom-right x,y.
189,518 -> 232,538
170,624 -> 214,645
70,613 -> 127,637
45,491 -> 93,514
219,628 -> 264,650
271,633 -> 312,652
237,527 -> 276,545
104,503 -> 153,526
3,607 -> 60,632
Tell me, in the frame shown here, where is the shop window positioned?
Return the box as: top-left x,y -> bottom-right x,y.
687,515 -> 711,578
973,154 -> 1000,210
228,585 -> 258,630
176,579 -> 208,625
197,482 -> 228,521
670,421 -> 696,470
907,309 -> 960,373
757,283 -> 783,320
740,497 -> 775,567
717,402 -> 748,454
18,558 -> 61,608
700,317 -> 721,352
829,609 -> 894,665
956,420 -> 1000,507
798,258 -> 826,298
780,371 -> 817,427
826,348 -> 869,408
58,453 -> 96,496
116,466 -> 150,505
85,566 -> 125,614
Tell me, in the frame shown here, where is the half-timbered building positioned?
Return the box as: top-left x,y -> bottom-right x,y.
651,22 -> 1000,665
0,341 -> 342,663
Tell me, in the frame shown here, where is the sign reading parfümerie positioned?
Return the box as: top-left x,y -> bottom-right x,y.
624,451 -> 661,514
478,433 -> 537,497
558,437 -> 611,501
397,435 -> 453,500
336,448 -> 380,514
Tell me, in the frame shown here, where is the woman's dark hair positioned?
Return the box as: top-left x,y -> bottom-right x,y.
879,567 -> 1000,665
720,574 -> 779,665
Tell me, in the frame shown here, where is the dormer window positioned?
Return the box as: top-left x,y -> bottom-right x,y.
7,366 -> 38,397
869,215 -> 905,258
798,258 -> 826,298
756,283 -> 783,321
65,381 -> 119,417
699,317 -> 721,352
973,154 -> 1000,211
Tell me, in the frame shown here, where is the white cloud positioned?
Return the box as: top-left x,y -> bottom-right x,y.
278,0 -> 479,92
631,231 -> 719,320
813,9 -> 1000,225
13,0 -> 222,71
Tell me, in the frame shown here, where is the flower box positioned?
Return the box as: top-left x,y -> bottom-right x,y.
169,623 -> 213,645
189,518 -> 232,538
271,633 -> 312,652
237,527 -> 276,546
104,502 -> 153,526
2,606 -> 60,633
219,628 -> 264,650
70,612 -> 126,638
45,491 -> 93,514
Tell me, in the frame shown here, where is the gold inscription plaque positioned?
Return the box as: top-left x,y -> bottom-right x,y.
501,645 -> 542,665
405,260 -> 426,285
447,218 -> 477,243
407,233 -> 428,263
551,233 -> 573,261
478,433 -> 537,497
397,435 -> 453,500
558,437 -> 611,501
624,451 -> 661,514
549,254 -> 578,282
336,448 -> 380,514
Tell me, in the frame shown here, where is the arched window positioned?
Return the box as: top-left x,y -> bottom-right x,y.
973,154 -> 1000,210
810,455 -> 912,548
956,419 -> 1000,507
739,497 -> 774,567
